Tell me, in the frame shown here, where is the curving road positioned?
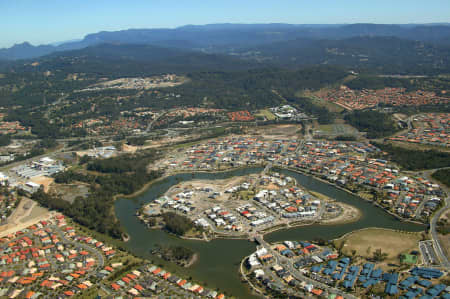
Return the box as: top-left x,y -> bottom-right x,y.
52,225 -> 105,269
254,235 -> 358,299
429,195 -> 450,270
421,167 -> 450,270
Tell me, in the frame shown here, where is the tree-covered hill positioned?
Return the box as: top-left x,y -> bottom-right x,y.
2,23 -> 450,60
237,36 -> 450,74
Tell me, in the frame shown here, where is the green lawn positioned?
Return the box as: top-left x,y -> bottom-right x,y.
256,109 -> 276,121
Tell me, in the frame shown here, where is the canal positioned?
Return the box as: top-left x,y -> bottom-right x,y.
115,167 -> 425,298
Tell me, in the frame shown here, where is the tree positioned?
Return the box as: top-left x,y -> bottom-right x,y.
372,248 -> 388,262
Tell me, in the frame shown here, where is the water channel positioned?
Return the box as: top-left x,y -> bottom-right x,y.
115,167 -> 425,298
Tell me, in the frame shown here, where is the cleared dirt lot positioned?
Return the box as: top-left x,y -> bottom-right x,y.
249,124 -> 302,139
50,184 -> 90,203
0,199 -> 52,237
30,176 -> 54,192
335,228 -> 422,264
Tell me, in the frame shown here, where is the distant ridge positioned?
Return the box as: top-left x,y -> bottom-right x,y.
1,23 -> 450,60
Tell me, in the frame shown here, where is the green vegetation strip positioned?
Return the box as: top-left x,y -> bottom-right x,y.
33,150 -> 162,239
345,110 -> 399,139
374,142 -> 450,170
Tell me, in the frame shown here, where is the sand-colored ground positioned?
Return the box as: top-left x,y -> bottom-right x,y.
144,135 -> 201,148
309,191 -> 361,225
265,183 -> 279,190
21,205 -> 49,223
30,176 -> 54,192
0,198 -> 53,238
321,202 -> 361,225
122,144 -> 137,153
393,113 -> 408,121
168,175 -> 254,201
248,124 -> 302,139
335,228 -> 422,265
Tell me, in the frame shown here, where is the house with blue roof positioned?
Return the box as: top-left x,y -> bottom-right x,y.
417,279 -> 432,288
311,265 -> 322,273
400,276 -> 418,289
426,284 -> 446,297
343,276 -> 357,289
441,293 -> 450,299
362,279 -> 377,288
323,260 -> 337,276
401,287 -> 423,299
384,273 -> 399,295
410,267 -> 443,279
371,268 -> 383,279
280,249 -> 294,258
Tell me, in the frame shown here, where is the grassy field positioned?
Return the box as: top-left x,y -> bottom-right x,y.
316,123 -> 359,137
317,124 -> 334,133
255,109 -> 276,120
239,190 -> 255,200
334,228 -> 422,264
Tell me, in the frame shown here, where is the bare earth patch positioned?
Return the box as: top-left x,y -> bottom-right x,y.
122,144 -> 138,153
335,228 -> 422,266
249,124 -> 302,139
321,202 -> 361,225
0,199 -> 53,238
30,176 -> 54,192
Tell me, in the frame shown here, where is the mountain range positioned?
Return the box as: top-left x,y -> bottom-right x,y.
1,23 -> 450,60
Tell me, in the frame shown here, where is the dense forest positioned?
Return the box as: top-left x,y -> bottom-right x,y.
373,142 -> 450,170
153,244 -> 195,265
345,75 -> 450,98
242,36 -> 450,75
286,96 -> 335,124
161,212 -> 195,236
33,150 -> 162,238
152,66 -> 349,110
432,169 -> 450,188
345,110 -> 399,138
345,75 -> 416,90
0,135 -> 11,146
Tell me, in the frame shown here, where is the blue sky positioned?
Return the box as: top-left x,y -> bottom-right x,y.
1,0 -> 449,48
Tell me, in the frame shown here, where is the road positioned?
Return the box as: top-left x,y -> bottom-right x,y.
429,194 -> 450,269
146,111 -> 167,133
253,235 -> 358,299
52,225 -> 105,269
421,167 -> 450,270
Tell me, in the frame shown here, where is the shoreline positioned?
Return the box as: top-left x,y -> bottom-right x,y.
279,165 -> 425,225
185,252 -> 198,268
239,226 -> 423,297
118,164 -> 425,243
135,171 -> 363,243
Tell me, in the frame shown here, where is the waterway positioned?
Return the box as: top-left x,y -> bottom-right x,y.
115,167 -> 425,299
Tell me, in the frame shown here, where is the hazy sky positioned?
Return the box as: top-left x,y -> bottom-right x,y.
2,0 -> 449,48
